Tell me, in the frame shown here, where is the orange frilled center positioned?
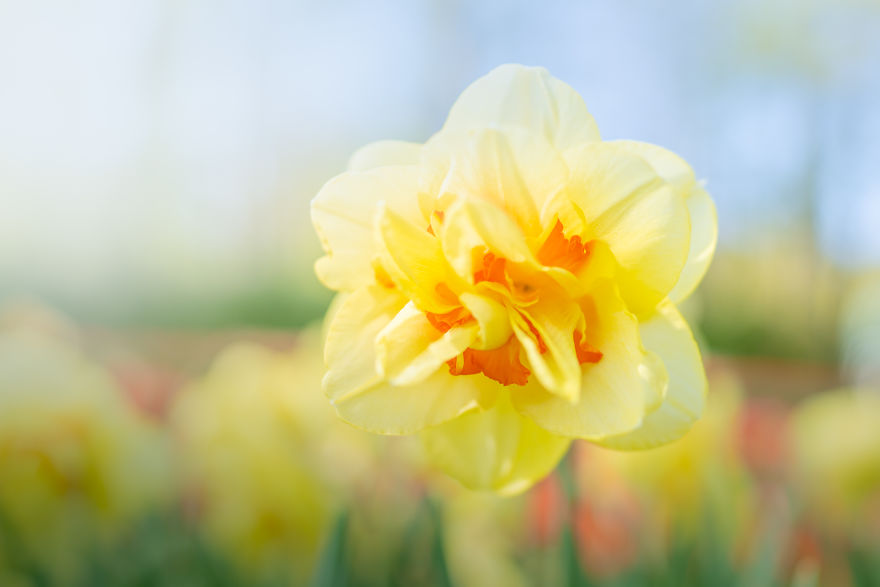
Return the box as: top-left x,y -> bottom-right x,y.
425,218 -> 603,387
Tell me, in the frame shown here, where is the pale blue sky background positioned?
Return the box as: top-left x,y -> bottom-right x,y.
1,0 -> 879,319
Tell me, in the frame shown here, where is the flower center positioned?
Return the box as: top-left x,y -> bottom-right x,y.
425,216 -> 604,387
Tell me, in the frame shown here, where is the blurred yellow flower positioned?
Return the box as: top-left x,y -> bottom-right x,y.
171,342 -> 338,582
790,388 -> 880,528
312,64 -> 717,493
0,321 -> 170,583
174,333 -> 472,584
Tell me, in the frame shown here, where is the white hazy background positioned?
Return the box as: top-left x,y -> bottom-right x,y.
2,0 -> 879,325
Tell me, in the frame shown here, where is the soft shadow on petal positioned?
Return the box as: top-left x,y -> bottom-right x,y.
443,64 -> 601,151
592,300 -> 706,450
348,140 -> 422,172
421,392 -> 571,495
312,166 -> 424,291
511,282 -> 666,439
560,143 -> 690,316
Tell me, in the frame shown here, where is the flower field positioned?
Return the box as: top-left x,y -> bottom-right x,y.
2,2 -> 880,585
1,294 -> 878,585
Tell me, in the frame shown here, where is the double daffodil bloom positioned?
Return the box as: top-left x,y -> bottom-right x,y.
312,64 -> 717,494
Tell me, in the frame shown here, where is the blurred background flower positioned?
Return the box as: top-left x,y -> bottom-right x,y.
0,305 -> 170,585
789,389 -> 880,534
170,342 -> 334,583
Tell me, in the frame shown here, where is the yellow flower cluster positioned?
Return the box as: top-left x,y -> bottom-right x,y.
312,64 -> 717,493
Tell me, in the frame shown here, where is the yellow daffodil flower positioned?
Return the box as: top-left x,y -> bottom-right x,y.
311,64 -> 717,494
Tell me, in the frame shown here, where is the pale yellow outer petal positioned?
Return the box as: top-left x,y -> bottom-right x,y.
423,128 -> 569,235
593,300 -> 706,450
511,283 -> 666,439
606,140 -> 718,303
323,286 -> 489,434
557,142 -> 690,316
323,286 -> 406,401
668,187 -> 717,302
375,302 -> 478,385
335,370 -> 493,436
443,64 -> 600,151
348,140 -> 422,172
311,166 -> 424,291
605,140 -> 695,191
421,392 -> 571,495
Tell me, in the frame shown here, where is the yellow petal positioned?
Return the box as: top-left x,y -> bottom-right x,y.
558,142 -> 690,316
324,286 -> 489,434
459,292 -> 513,351
668,187 -> 717,302
323,286 -> 406,401
424,127 -> 568,235
605,140 -> 696,192
538,238 -> 620,310
443,64 -> 600,151
593,299 -> 706,450
376,302 -> 478,385
440,197 -> 538,281
335,370 -> 493,435
375,202 -> 459,313
421,392 -> 571,495
509,298 -> 582,403
606,141 -> 717,303
511,282 -> 666,439
312,166 -> 424,291
348,140 -> 422,172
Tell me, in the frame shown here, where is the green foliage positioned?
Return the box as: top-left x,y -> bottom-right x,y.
310,512 -> 350,587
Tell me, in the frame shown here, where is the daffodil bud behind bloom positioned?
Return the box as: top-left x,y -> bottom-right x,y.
311,64 -> 717,494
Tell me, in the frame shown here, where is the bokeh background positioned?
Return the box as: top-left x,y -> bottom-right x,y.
2,1 -> 880,585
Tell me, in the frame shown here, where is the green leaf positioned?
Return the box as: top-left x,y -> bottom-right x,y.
426,500 -> 453,587
310,510 -> 351,587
